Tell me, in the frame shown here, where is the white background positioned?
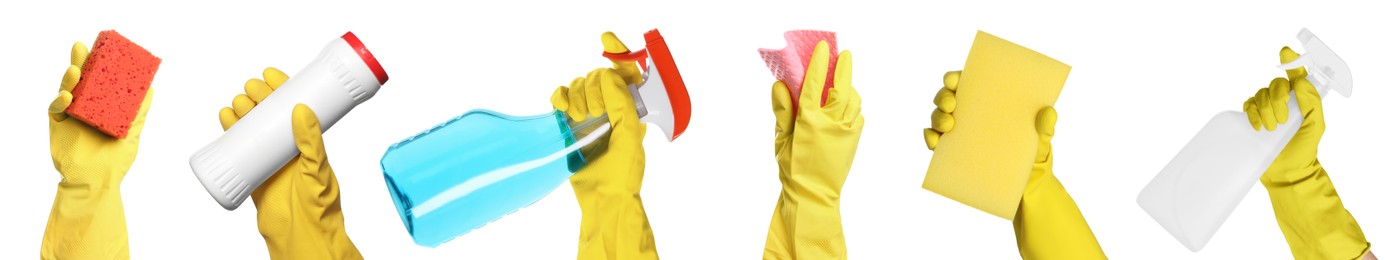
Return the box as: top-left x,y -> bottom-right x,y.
1,0 -> 1382,259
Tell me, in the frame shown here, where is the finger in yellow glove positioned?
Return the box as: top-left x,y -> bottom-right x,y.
1243,47 -> 1371,260
219,68 -> 362,260
763,40 -> 864,260
548,32 -> 659,260
926,71 -> 1105,259
41,41 -> 152,260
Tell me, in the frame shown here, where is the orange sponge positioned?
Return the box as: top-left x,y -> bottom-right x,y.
66,30 -> 161,138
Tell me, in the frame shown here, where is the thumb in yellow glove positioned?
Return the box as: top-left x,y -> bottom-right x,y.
763,40 -> 864,260
1244,47 -> 1373,260
925,71 -> 1105,259
549,32 -> 659,260
41,41 -> 152,260
219,68 -> 361,260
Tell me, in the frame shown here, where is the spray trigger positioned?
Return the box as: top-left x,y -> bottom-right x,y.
1278,28 -> 1352,98
599,29 -> 691,142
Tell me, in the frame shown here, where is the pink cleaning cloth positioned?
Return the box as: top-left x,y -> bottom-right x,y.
759,30 -> 838,109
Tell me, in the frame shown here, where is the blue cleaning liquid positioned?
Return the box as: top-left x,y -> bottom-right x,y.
380,109 -> 591,247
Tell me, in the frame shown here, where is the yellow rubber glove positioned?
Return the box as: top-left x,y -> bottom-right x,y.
41,41 -> 151,260
549,32 -> 659,260
926,71 -> 1105,259
1243,47 -> 1372,260
763,41 -> 864,260
218,68 -> 362,260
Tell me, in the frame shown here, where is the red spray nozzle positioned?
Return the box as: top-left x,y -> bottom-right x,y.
602,29 -> 691,141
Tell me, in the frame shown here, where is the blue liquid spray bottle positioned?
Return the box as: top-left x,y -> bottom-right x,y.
380,29 -> 690,247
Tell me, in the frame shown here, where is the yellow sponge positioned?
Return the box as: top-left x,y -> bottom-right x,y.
924,31 -> 1070,220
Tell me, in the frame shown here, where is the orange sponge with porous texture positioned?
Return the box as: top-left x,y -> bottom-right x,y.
66,30 -> 161,139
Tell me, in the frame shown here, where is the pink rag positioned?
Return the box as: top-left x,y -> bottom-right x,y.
758,30 -> 838,109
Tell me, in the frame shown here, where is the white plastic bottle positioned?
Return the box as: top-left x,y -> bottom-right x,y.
1137,28 -> 1352,251
189,32 -> 388,210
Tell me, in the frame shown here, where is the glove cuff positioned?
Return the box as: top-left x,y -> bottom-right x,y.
262,227 -> 361,260
1261,164 -> 1372,259
43,182 -> 129,260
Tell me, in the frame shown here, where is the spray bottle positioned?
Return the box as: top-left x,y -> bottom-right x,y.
378,29 -> 689,247
189,32 -> 388,210
1137,28 -> 1352,251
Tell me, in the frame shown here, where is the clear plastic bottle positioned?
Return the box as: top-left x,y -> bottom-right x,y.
380,29 -> 689,247
380,110 -> 611,247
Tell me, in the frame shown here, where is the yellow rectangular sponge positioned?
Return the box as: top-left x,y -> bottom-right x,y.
924,31 -> 1070,220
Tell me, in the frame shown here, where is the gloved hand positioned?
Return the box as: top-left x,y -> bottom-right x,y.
219,68 -> 362,260
41,41 -> 151,260
549,32 -> 659,260
1243,47 -> 1372,260
763,40 -> 864,260
925,71 -> 1105,259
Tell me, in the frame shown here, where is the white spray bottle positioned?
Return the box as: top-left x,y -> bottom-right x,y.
1137,28 -> 1352,251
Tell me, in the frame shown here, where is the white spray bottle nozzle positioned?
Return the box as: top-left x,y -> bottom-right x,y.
1278,28 -> 1352,98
